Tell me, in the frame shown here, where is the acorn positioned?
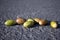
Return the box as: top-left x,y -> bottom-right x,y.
5,20 -> 16,26
34,18 -> 41,23
50,21 -> 58,28
23,21 -> 34,28
39,19 -> 47,26
16,17 -> 25,25
23,18 -> 34,28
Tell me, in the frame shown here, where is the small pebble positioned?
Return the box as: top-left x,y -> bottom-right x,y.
50,21 -> 57,28
5,20 -> 16,26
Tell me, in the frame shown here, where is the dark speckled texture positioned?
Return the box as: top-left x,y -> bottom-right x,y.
0,0 -> 60,40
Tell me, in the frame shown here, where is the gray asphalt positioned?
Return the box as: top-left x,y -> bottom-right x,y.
0,0 -> 60,40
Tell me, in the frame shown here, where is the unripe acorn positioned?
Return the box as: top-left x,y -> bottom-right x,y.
5,20 -> 16,26
23,21 -> 34,28
50,21 -> 58,28
27,18 -> 34,22
23,18 -> 34,28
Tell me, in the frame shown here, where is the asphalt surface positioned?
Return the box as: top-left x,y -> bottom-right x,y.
0,0 -> 60,40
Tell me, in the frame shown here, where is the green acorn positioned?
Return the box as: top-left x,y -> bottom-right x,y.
5,20 -> 16,26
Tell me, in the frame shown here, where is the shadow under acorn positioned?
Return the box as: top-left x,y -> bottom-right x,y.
54,20 -> 60,28
57,24 -> 60,28
28,22 -> 40,28
46,20 -> 51,26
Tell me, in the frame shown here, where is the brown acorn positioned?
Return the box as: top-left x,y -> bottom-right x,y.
16,18 -> 25,24
39,19 -> 47,26
34,18 -> 41,23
